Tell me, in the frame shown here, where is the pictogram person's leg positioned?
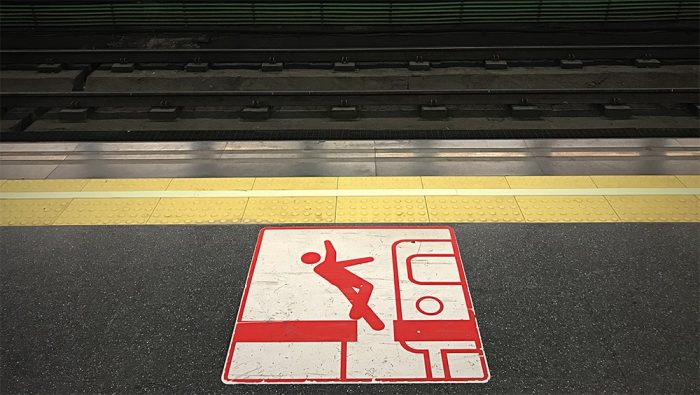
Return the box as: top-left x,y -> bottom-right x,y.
349,282 -> 373,319
361,306 -> 385,330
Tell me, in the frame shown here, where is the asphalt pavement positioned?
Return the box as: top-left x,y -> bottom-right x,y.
1,224 -> 698,393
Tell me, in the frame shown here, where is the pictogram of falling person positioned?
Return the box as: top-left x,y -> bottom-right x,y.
301,240 -> 385,330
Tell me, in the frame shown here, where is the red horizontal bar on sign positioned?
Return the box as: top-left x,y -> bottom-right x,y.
234,320 -> 357,342
394,320 -> 477,342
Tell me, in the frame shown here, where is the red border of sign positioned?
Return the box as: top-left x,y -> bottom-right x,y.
221,226 -> 490,384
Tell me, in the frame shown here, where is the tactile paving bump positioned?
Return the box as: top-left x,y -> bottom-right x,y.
82,178 -> 172,191
426,196 -> 524,222
516,196 -> 620,222
0,199 -> 71,226
243,197 -> 335,223
167,178 -> 254,191
591,176 -> 685,188
336,196 -> 428,222
148,198 -> 248,224
0,179 -> 88,192
253,177 -> 337,190
506,176 -> 596,189
605,195 -> 700,222
338,177 -> 423,190
421,176 -> 510,189
54,198 -> 160,225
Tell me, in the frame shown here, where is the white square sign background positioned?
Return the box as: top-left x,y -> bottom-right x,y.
222,226 -> 489,384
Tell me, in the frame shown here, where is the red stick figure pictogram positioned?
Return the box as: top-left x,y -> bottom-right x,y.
301,240 -> 385,331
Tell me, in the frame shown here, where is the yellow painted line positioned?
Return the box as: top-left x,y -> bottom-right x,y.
1,188 -> 698,199
1,175 -> 699,191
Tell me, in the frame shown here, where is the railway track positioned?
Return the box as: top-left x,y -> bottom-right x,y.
2,43 -> 697,141
1,87 -> 698,141
2,45 -> 699,69
3,88 -> 698,107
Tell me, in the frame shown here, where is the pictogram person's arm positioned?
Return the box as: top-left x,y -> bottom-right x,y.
323,240 -> 337,262
339,256 -> 374,267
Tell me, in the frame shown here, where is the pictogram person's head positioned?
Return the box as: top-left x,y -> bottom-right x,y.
301,252 -> 322,265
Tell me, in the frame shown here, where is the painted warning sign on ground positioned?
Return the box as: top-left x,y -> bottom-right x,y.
222,226 -> 489,384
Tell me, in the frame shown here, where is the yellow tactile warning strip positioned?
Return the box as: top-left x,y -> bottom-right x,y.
606,196 -> 700,222
243,197 -> 336,223
426,196 -> 524,222
148,198 -> 248,224
0,176 -> 698,225
516,196 -> 620,222
0,199 -> 72,226
336,196 -> 429,222
54,198 -> 160,225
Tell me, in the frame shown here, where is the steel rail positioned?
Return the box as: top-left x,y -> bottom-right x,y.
2,45 -> 698,65
2,88 -> 697,108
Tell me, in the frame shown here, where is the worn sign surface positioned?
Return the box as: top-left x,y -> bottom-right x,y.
222,226 -> 489,384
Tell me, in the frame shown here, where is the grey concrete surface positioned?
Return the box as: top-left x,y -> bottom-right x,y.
0,70 -> 83,92
0,164 -> 59,179
85,69 -> 411,91
46,160 -> 377,179
24,116 -> 700,133
1,138 -> 698,179
407,65 -> 700,90
0,224 -> 698,393
83,66 -> 700,92
375,159 -> 545,176
535,158 -> 700,176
